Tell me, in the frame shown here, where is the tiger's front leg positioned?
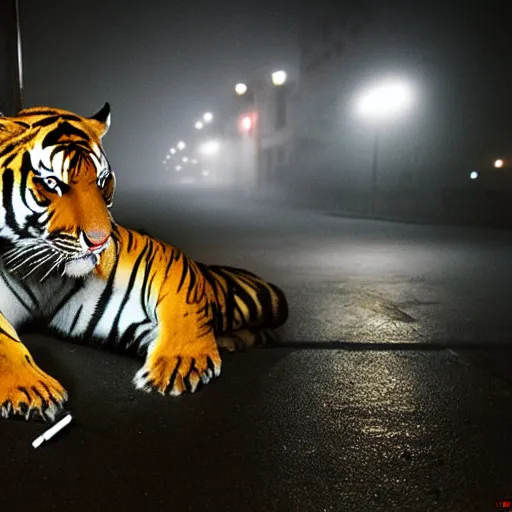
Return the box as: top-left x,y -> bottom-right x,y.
0,312 -> 68,420
133,293 -> 222,396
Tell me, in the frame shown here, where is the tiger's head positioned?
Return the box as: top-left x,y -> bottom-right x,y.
0,103 -> 116,280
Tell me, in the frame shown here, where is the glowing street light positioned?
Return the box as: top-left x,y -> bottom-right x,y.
170,148 -> 176,154
271,70 -> 287,86
356,79 -> 413,120
195,121 -> 204,130
235,83 -> 248,95
494,159 -> 504,168
240,115 -> 252,131
199,140 -> 220,156
470,171 -> 479,180
355,78 -> 415,215
177,141 -> 186,151
175,165 -> 182,171
203,112 -> 213,123
182,156 -> 188,163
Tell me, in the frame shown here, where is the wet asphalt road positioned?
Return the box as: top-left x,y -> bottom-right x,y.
2,185 -> 512,511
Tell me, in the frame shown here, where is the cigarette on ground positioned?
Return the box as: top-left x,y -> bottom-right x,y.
32,414 -> 73,449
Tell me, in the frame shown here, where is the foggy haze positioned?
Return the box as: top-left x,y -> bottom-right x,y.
19,0 -> 512,193
20,0 -> 300,191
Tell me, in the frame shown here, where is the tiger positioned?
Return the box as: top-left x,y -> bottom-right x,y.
0,103 -> 288,421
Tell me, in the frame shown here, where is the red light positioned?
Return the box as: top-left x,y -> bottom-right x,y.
241,116 -> 252,131
239,112 -> 257,133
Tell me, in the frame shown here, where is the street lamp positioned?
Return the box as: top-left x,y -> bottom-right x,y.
356,80 -> 413,119
271,70 -> 287,86
470,171 -> 479,180
195,121 -> 203,130
177,140 -> 186,151
170,148 -> 176,154
356,78 -> 414,215
203,112 -> 213,123
175,165 -> 182,171
235,83 -> 248,95
182,156 -> 188,163
494,159 -> 504,168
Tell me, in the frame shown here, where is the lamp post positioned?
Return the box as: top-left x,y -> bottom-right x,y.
0,0 -> 23,115
356,79 -> 414,215
14,0 -> 23,112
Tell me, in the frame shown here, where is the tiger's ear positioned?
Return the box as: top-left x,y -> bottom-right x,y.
88,102 -> 111,138
0,116 -> 27,144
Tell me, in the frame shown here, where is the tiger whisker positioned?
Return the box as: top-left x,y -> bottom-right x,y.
3,245 -> 44,267
7,247 -> 51,272
2,240 -> 39,258
21,252 -> 57,280
39,255 -> 65,283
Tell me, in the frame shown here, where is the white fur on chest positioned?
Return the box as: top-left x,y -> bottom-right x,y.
0,259 -> 157,349
49,274 -> 156,344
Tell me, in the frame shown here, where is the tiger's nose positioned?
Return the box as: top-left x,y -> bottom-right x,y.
83,231 -> 110,251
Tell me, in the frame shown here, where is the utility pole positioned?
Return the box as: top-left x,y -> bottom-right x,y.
0,0 -> 24,115
370,126 -> 379,216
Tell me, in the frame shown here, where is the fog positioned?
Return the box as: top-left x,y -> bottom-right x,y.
9,0 -> 512,221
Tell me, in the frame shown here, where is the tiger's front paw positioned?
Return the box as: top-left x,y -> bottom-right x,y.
133,345 -> 222,397
0,361 -> 68,421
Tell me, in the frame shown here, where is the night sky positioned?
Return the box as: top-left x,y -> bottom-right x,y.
19,0 -> 512,188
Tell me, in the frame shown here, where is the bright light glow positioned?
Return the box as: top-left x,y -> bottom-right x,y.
356,79 -> 414,119
271,70 -> 287,86
165,155 -> 170,160
235,83 -> 248,95
199,140 -> 220,156
239,112 -> 257,132
195,121 -> 203,130
202,170 -> 209,177
470,171 -> 479,180
191,159 -> 198,164
170,148 -> 176,154
177,141 -> 186,151
494,159 -> 504,168
240,116 -> 252,131
175,165 -> 182,171
203,112 -> 213,123
182,156 -> 188,163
